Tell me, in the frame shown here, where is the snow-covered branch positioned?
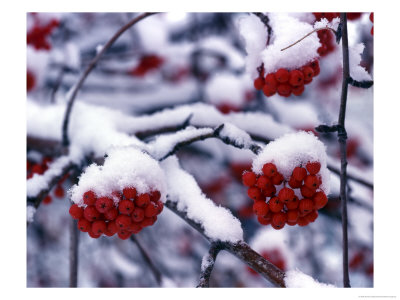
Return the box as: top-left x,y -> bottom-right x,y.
197,242 -> 224,288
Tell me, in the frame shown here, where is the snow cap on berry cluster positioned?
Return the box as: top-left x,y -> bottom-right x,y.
252,131 -> 330,194
238,13 -> 320,78
70,147 -> 166,206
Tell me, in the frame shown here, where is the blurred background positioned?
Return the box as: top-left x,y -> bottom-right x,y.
26,12 -> 373,287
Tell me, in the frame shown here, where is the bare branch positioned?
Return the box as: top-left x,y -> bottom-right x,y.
69,218 -> 79,287
130,235 -> 163,286
348,77 -> 373,88
251,13 -> 272,45
61,12 -> 157,148
197,242 -> 224,287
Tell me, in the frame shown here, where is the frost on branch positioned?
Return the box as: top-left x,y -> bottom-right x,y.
70,147 -> 166,206
285,269 -> 335,288
238,13 -> 320,78
161,156 -> 243,243
252,131 -> 330,194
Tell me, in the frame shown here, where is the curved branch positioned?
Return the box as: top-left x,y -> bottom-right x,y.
197,242 -> 224,287
252,13 -> 272,45
61,12 -> 157,148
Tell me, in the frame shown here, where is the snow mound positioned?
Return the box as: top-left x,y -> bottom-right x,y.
285,269 -> 335,288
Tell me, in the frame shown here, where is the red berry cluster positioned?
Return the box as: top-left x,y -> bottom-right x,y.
242,161 -> 328,230
369,13 -> 374,36
254,61 -> 320,98
69,187 -> 163,240
317,29 -> 336,57
27,157 -> 69,204
248,249 -> 286,275
129,54 -> 164,77
27,18 -> 60,50
313,13 -> 362,22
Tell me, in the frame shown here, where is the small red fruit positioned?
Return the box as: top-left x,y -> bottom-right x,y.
95,197 -> 114,213
268,197 -> 284,213
257,215 -> 272,225
292,84 -> 305,96
278,187 -> 295,203
92,220 -> 107,235
83,190 -> 97,206
299,198 -> 314,215
256,175 -> 271,190
286,195 -> 299,210
144,202 -> 159,218
271,212 -> 287,229
262,184 -> 277,197
115,215 -> 132,229
304,175 -> 320,190
287,209 -> 299,222
150,190 -> 161,202
136,193 -> 151,208
292,166 -> 307,182
313,191 -> 328,209
262,84 -> 276,97
306,161 -> 321,175
104,207 -> 118,220
289,70 -> 304,87
88,230 -> 101,239
118,199 -> 135,215
123,187 -> 137,200
288,176 -> 302,189
300,185 -> 316,198
253,201 -> 269,217
271,173 -> 284,185
69,204 -> 84,220
262,163 -> 277,177
106,220 -> 119,235
275,68 -> 290,83
308,60 -> 320,76
265,73 -> 278,89
247,186 -> 263,201
305,210 -> 318,223
117,230 -> 132,240
77,218 -> 91,232
84,206 -> 101,222
242,171 -> 257,187
131,207 -> 145,223
277,83 -> 292,97
297,216 -> 309,227
301,66 -> 314,82
254,77 -> 265,90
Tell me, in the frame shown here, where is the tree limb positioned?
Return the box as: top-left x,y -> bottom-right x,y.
197,242 -> 224,287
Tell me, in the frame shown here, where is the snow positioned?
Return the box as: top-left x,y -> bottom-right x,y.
201,253 -> 214,272
70,147 -> 166,206
285,269 -> 335,287
348,43 -> 372,81
218,122 -> 254,150
148,126 -> 214,160
161,156 -> 243,243
27,156 -> 74,197
252,131 -> 330,194
27,206 -> 36,223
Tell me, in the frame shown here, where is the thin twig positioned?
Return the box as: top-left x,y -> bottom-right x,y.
69,218 -> 79,287
252,13 -> 272,45
164,199 -> 286,287
338,13 -> 351,288
50,66 -> 66,103
348,77 -> 373,88
197,242 -> 224,287
281,26 -> 337,52
130,235 -> 163,286
61,12 -> 157,148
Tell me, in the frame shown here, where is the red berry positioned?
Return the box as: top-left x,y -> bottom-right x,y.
347,13 -> 362,20
117,230 -> 132,240
150,190 -> 161,202
256,175 -> 271,190
257,215 -> 272,225
277,83 -> 292,97
268,197 -> 284,213
301,66 -> 314,82
42,195 -> 52,205
95,197 -> 114,213
299,198 -> 314,215
275,69 -> 289,83
292,84 -> 305,96
271,173 -> 284,185
77,218 -> 91,232
313,191 -> 328,209
305,210 -> 318,223
262,84 -> 276,97
286,220 -> 297,226
304,175 -> 320,190
92,220 -> 107,235
287,209 -> 299,222
115,215 -> 132,229
300,185 -> 316,198
262,163 -> 277,178
53,185 -> 64,198
265,73 -> 278,89
271,212 -> 287,229
129,223 -> 142,234
306,161 -> 321,175
242,171 -> 257,187
297,216 -> 309,227
88,230 -> 101,239
253,201 -> 269,216
69,204 -> 84,220
104,207 -> 118,220
288,176 -> 302,189
111,190 -> 123,200
289,70 -> 304,87
136,193 -> 151,208
278,187 -> 295,203
262,184 -> 277,197
308,60 -> 320,76
118,199 -> 135,215
254,77 -> 265,90
292,166 -> 307,182
156,201 -> 164,214
106,220 -> 118,236
141,216 -> 157,227
123,187 -> 137,200
83,190 -> 97,206
27,70 -> 36,92
31,164 -> 44,174
84,206 -> 101,222
144,202 -> 159,218
247,186 -> 263,201
286,195 -> 299,210
131,207 -> 145,223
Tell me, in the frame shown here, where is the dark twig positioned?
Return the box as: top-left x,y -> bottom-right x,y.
164,199 -> 286,287
159,124 -> 262,160
338,13 -> 351,288
348,77 -> 374,88
69,218 -> 79,287
252,13 -> 272,45
281,26 -> 337,52
50,66 -> 66,103
130,235 -> 162,286
197,242 -> 224,287
61,12 -> 157,148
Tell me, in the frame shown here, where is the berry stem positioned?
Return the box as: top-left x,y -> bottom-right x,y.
61,12 -> 157,148
280,26 -> 337,52
130,235 -> 163,286
338,13 -> 351,288
197,242 -> 225,287
69,217 -> 79,287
